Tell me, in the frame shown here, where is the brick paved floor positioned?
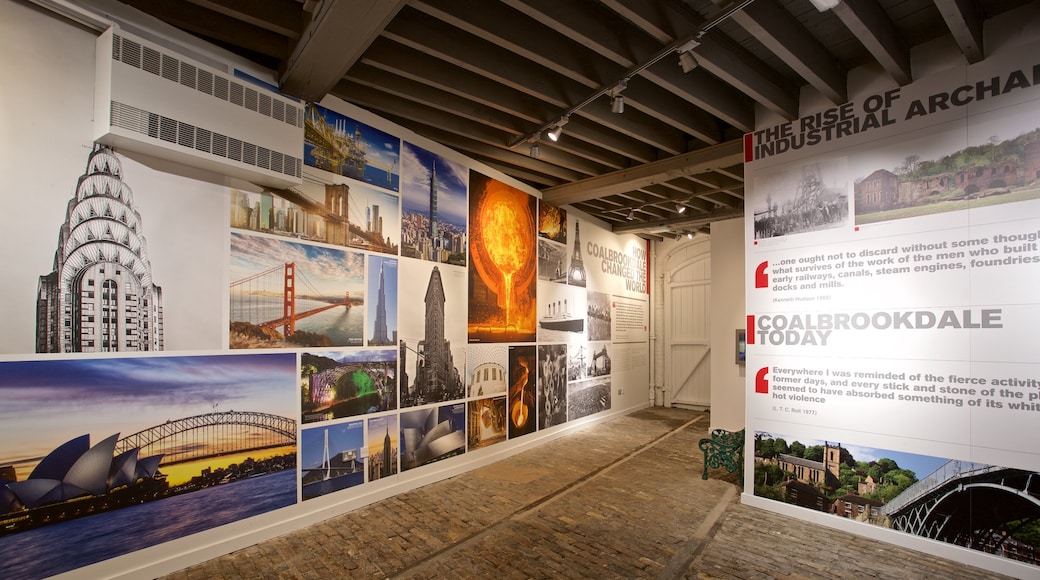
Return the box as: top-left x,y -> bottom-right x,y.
162,407 -> 1014,579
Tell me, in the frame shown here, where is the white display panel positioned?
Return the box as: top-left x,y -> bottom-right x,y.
744,36 -> 1040,576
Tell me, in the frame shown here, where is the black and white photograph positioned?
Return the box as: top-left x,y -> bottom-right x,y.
537,281 -> 586,343
752,160 -> 849,240
537,344 -> 568,429
398,259 -> 467,407
567,342 -> 612,421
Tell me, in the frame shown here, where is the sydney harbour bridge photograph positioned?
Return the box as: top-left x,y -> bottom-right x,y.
0,353 -> 298,579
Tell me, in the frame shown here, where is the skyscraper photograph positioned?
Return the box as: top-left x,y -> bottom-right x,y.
367,256 -> 398,346
398,260 -> 466,408
400,142 -> 468,265
367,414 -> 399,481
37,145 -> 164,353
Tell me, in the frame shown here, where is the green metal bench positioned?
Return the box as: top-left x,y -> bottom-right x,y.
698,428 -> 745,483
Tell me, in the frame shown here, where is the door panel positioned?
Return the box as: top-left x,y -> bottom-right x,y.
664,249 -> 711,408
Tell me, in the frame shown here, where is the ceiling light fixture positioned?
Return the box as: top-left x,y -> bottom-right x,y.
530,143 -> 539,159
609,79 -> 628,114
626,208 -> 635,220
611,95 -> 625,114
676,203 -> 686,214
677,39 -> 700,73
808,0 -> 840,11
548,116 -> 569,142
675,232 -> 683,241
678,51 -> 698,73
687,232 -> 694,240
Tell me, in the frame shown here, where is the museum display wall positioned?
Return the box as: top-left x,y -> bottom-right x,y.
0,3 -> 651,578
742,7 -> 1040,577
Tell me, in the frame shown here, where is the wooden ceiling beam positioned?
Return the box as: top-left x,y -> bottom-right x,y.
721,0 -> 847,104
603,0 -> 798,120
934,0 -> 984,63
542,139 -> 744,205
833,0 -> 912,85
280,0 -> 404,102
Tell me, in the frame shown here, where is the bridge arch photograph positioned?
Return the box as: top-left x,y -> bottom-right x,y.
753,433 -> 1040,567
0,353 -> 299,579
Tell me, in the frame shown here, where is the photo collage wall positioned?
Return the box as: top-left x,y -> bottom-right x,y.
0,45 -> 648,577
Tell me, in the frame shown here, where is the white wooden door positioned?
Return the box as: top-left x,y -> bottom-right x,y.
663,241 -> 711,408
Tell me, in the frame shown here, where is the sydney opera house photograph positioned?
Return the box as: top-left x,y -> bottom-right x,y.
0,353 -> 298,579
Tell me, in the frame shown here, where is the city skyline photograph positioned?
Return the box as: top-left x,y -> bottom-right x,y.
400,142 -> 468,265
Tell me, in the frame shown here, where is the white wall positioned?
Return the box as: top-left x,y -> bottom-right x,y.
0,2 -> 653,578
708,218 -> 745,431
739,5 -> 1040,579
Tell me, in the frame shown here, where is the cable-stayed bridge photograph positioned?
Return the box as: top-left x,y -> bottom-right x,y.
300,419 -> 365,501
0,353 -> 298,579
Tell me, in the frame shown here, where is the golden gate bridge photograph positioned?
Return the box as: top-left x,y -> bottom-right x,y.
230,232 -> 366,349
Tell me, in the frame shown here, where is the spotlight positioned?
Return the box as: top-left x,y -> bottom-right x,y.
679,51 -> 698,73
547,116 -> 569,142
808,0 -> 839,11
676,39 -> 700,73
687,232 -> 694,240
611,95 -> 625,114
609,80 -> 627,114
676,203 -> 686,214
626,208 -> 635,221
530,143 -> 539,159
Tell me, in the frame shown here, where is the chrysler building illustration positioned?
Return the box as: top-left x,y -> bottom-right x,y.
36,145 -> 164,352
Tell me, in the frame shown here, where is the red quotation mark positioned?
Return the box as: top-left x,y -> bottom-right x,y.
755,367 -> 769,394
755,261 -> 769,288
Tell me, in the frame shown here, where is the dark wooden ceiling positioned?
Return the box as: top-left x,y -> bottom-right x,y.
104,0 -> 1035,238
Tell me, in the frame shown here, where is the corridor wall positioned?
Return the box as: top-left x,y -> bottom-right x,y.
742,5 -> 1040,578
0,2 -> 651,578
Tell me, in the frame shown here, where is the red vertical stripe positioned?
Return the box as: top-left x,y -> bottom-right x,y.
645,239 -> 650,295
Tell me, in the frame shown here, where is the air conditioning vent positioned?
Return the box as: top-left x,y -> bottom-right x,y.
95,28 -> 303,188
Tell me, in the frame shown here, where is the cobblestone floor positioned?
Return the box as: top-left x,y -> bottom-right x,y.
163,407 -> 1014,580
